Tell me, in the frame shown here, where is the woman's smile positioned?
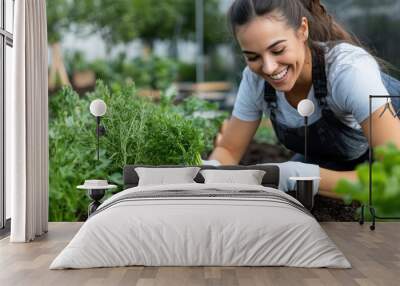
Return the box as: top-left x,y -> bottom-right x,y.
268,65 -> 290,83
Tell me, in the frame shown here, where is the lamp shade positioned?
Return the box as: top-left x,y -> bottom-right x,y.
297,99 -> 315,117
90,99 -> 107,117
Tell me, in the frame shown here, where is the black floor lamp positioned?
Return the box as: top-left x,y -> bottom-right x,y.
89,99 -> 107,160
360,95 -> 400,230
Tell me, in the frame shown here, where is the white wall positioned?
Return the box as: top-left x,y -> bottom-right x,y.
59,30 -> 198,64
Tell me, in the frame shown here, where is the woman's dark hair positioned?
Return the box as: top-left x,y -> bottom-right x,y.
228,0 -> 395,72
228,0 -> 362,50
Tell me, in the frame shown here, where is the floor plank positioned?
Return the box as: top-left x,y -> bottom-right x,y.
0,222 -> 399,286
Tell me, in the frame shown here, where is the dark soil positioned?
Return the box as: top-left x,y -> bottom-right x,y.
240,141 -> 293,165
240,141 -> 358,222
312,196 -> 360,222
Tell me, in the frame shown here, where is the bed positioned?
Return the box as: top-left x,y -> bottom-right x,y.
50,165 -> 350,269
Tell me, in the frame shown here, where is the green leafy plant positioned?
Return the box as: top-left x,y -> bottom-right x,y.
254,119 -> 278,145
64,52 -> 179,91
49,81 -> 226,221
334,143 -> 400,219
89,82 -> 205,168
49,87 -> 111,221
64,51 -> 91,73
173,96 -> 229,156
129,55 -> 178,90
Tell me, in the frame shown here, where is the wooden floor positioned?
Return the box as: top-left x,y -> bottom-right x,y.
0,222 -> 399,286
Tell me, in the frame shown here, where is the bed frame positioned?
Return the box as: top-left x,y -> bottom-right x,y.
123,164 -> 280,190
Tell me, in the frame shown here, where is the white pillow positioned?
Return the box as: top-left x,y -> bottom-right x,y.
200,169 -> 266,185
135,167 -> 200,186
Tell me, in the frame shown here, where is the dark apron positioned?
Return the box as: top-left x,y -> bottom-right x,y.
381,72 -> 400,112
264,48 -> 400,171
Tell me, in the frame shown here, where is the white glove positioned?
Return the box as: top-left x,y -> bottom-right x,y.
257,161 -> 320,195
201,159 -> 221,166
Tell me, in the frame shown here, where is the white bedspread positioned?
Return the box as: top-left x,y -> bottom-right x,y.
50,183 -> 351,269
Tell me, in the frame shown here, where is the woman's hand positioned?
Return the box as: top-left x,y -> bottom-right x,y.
258,161 -> 320,194
201,159 -> 221,166
319,168 -> 357,198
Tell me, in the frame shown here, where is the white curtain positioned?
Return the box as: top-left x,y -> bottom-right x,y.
7,0 -> 49,242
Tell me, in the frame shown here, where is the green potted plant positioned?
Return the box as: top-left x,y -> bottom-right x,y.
334,143 -> 400,219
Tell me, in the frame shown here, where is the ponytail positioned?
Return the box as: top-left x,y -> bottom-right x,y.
298,0 -> 362,48
301,0 -> 392,71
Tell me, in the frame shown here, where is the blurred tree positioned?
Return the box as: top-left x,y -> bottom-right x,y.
47,0 -> 72,89
70,0 -> 228,55
47,0 -> 230,88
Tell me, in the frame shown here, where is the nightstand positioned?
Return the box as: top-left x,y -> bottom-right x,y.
77,180 -> 117,216
289,176 -> 321,210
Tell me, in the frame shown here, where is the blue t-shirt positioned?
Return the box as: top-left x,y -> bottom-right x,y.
232,43 -> 389,130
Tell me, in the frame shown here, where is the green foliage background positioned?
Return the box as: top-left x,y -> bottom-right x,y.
65,51 -> 179,90
49,81 -> 227,221
334,143 -> 400,219
49,0 -> 228,49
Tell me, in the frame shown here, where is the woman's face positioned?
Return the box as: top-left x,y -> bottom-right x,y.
236,14 -> 310,92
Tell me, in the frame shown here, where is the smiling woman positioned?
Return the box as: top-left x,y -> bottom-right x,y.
237,15 -> 311,98
208,0 -> 400,196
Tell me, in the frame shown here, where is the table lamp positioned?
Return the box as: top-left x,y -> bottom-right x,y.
297,99 -> 315,162
89,99 -> 107,160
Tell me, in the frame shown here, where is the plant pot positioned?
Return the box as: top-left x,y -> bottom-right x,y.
72,70 -> 96,90
137,89 -> 161,101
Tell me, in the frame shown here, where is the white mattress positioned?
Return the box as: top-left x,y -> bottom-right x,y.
50,183 -> 351,269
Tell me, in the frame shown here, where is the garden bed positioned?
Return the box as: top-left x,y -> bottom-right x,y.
240,141 -> 358,222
